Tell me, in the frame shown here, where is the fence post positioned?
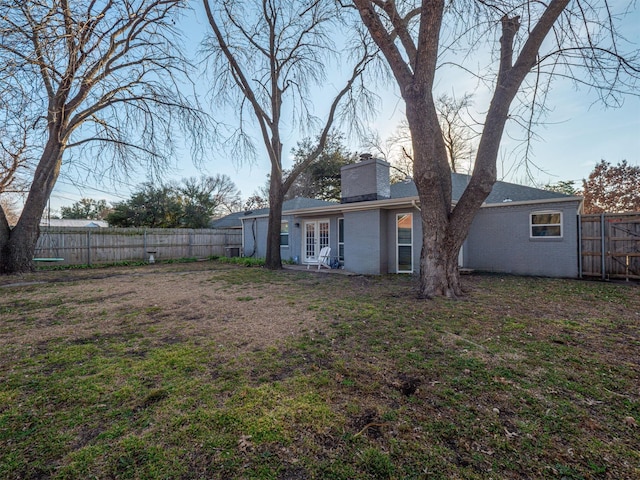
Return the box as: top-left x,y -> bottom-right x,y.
600,213 -> 606,280
87,230 -> 92,266
189,231 -> 193,258
143,229 -> 147,261
577,214 -> 583,279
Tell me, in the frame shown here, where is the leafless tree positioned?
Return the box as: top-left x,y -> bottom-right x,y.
243,193 -> 269,212
351,0 -> 640,298
0,0 -> 209,273
0,197 -> 20,227
435,93 -> 478,174
0,86 -> 32,199
362,122 -> 414,182
202,0 -> 376,269
0,130 -> 28,195
363,93 -> 478,181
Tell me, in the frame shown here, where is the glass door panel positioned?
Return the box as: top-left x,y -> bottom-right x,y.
305,222 -> 316,262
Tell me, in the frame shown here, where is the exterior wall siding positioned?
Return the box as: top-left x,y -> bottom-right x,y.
242,217 -> 268,259
465,201 -> 581,277
280,215 -> 297,263
244,215 -> 342,265
385,208 -> 422,274
379,210 -> 389,273
241,200 -> 580,278
343,210 -> 384,274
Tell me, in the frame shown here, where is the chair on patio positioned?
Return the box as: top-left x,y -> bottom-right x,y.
308,246 -> 331,270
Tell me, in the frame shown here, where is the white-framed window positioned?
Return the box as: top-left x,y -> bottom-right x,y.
280,221 -> 289,247
530,211 -> 562,238
338,218 -> 345,262
397,213 -> 413,273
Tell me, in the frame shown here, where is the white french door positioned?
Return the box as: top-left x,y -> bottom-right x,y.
303,220 -> 330,263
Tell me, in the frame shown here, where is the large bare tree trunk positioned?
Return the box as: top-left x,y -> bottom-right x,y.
1,0 -> 201,274
417,226 -> 464,298
0,140 -> 63,274
353,0 -> 575,297
407,89 -> 467,297
0,205 -> 11,268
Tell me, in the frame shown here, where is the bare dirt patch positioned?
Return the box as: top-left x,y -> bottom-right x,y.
0,262 -> 322,357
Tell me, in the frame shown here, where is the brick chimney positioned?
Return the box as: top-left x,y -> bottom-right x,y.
340,154 -> 391,203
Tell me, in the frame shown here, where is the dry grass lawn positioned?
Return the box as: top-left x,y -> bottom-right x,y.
0,260 -> 638,479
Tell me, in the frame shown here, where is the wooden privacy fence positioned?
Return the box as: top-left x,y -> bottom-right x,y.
34,227 -> 242,266
580,213 -> 640,281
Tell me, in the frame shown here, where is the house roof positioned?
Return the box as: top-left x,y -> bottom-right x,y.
211,211 -> 245,229
282,197 -> 338,210
216,175 -> 578,226
390,173 -> 572,203
212,197 -> 336,229
40,219 -> 108,228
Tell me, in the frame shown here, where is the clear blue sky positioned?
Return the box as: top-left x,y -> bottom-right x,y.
48,3 -> 640,212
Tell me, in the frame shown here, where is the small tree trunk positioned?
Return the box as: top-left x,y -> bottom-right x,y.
265,166 -> 284,270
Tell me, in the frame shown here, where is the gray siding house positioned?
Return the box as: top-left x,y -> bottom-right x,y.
233,158 -> 583,278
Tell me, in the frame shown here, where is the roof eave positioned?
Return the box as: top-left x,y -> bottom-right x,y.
240,195 -> 583,220
481,196 -> 584,208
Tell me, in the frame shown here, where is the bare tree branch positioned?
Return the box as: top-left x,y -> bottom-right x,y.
202,0 -> 376,269
0,0 -> 212,273
350,0 -> 640,298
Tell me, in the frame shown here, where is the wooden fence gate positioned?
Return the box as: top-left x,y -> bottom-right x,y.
580,213 -> 640,280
